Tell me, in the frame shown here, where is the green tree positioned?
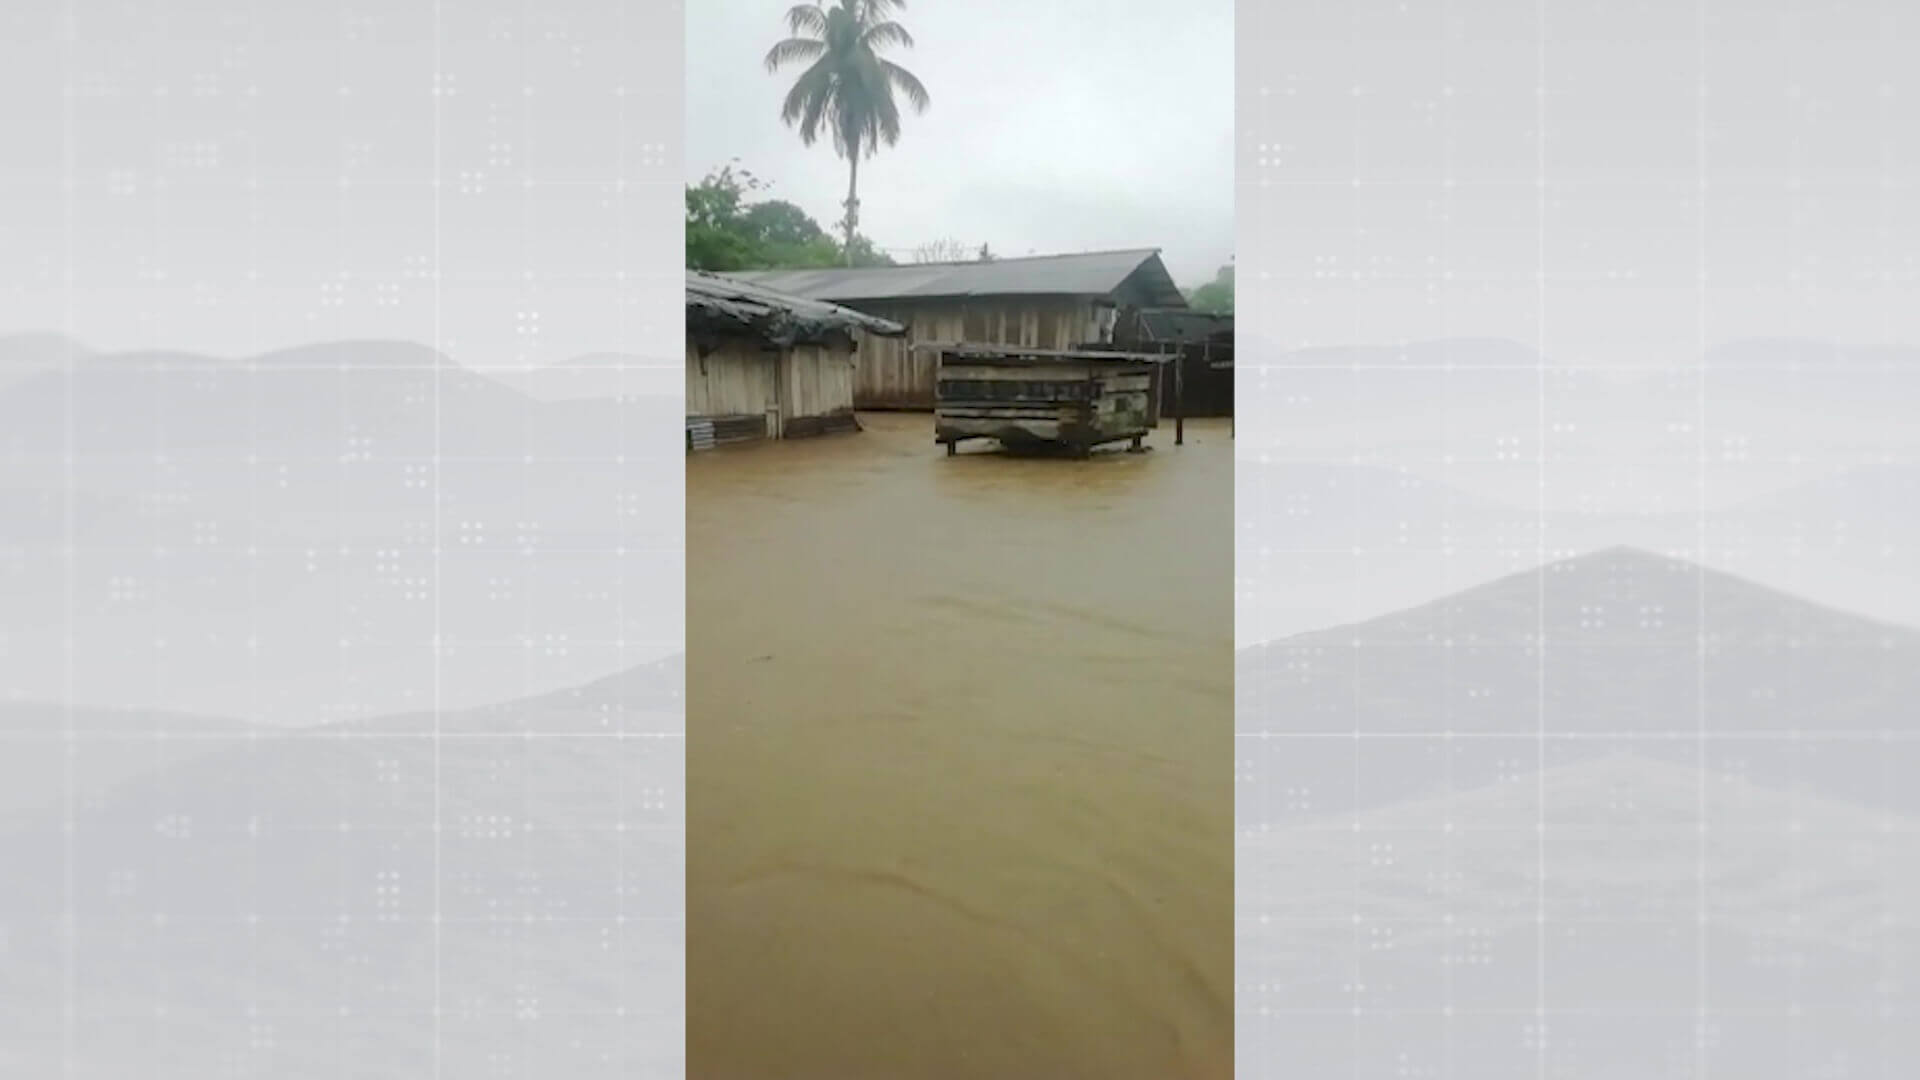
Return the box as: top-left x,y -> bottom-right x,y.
740,200 -> 843,267
1186,262 -> 1234,314
684,162 -> 895,271
765,0 -> 930,265
741,199 -> 827,248
841,232 -> 896,267
685,164 -> 764,271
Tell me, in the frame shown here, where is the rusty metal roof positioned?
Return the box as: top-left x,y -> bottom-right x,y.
722,249 -> 1188,308
686,270 -> 906,346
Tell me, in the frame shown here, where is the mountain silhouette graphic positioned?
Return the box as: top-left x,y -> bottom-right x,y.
0,656 -> 685,1076
1238,550 -> 1920,1076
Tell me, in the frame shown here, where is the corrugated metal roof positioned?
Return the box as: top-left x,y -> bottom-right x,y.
721,249 -> 1188,308
686,270 -> 906,346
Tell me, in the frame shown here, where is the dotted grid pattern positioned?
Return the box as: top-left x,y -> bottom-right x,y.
1236,1 -> 1920,1078
0,3 -> 684,1078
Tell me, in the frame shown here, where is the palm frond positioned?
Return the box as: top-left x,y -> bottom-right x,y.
874,104 -> 902,148
879,60 -> 930,113
782,3 -> 827,35
780,62 -> 837,147
860,20 -> 915,52
763,36 -> 825,72
873,91 -> 903,147
807,84 -> 847,154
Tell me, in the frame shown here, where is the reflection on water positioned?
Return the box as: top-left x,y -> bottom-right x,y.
688,413 -> 1234,1079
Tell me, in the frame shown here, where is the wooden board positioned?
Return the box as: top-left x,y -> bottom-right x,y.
931,350 -> 1160,450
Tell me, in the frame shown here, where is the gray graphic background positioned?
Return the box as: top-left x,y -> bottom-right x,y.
1238,1 -> 1920,1077
7,0 -> 1917,1075
1,2 -> 682,1077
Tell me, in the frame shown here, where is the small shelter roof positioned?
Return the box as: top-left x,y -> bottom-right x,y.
1137,308 -> 1234,346
686,270 -> 906,346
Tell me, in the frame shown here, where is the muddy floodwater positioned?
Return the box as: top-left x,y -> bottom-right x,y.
687,413 -> 1233,1079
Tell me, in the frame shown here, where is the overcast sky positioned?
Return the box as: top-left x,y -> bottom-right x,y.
685,0 -> 1235,291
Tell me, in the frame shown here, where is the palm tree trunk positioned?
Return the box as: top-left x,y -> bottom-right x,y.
843,152 -> 860,267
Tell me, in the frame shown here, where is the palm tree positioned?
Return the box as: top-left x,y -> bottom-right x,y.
765,0 -> 930,266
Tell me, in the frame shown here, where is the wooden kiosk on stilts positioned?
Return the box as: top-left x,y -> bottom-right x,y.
927,344 -> 1178,458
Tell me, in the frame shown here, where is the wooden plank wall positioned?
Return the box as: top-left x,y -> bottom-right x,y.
851,330 -> 938,410
780,343 -> 856,428
685,337 -> 859,439
851,298 -> 1101,410
686,339 -> 776,420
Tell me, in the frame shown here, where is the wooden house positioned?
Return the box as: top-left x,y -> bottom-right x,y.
723,249 -> 1189,411
685,271 -> 905,450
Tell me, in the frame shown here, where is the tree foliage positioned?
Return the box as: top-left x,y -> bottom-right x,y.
840,233 -> 895,267
685,164 -> 766,271
1185,262 -> 1234,314
685,163 -> 895,272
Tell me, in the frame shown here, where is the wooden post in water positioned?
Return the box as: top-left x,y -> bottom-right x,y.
1201,340 -> 1212,436
1223,342 -> 1231,439
1153,348 -> 1166,423
1173,346 -> 1185,447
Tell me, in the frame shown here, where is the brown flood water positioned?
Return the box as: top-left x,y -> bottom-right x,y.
688,412 -> 1234,1079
